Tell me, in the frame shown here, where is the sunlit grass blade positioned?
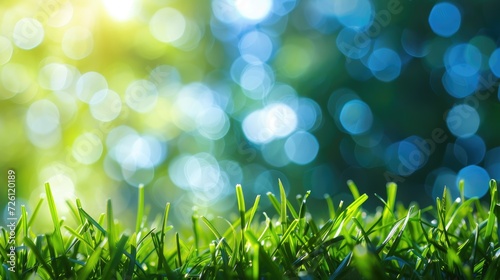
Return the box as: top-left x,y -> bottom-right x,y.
176,232 -> 182,267
347,180 -> 360,200
324,194 -> 335,220
44,182 -> 64,256
298,190 -> 311,220
272,219 -> 299,257
267,192 -> 281,214
279,179 -> 288,231
486,180 -> 498,244
20,205 -> 28,272
247,195 -> 261,229
63,225 -> 93,249
78,208 -> 107,235
192,210 -> 200,256
27,197 -> 44,228
459,179 -> 465,205
136,184 -> 145,233
106,199 -> 116,257
66,200 -> 80,224
383,182 -> 397,222
386,205 -> 414,257
236,184 -> 246,259
201,216 -> 223,240
158,202 -> 170,273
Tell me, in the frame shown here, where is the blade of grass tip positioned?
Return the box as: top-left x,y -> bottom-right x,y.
63,225 -> 93,249
27,197 -> 44,228
247,195 -> 261,229
324,194 -> 335,220
386,205 -> 414,257
286,200 -> 299,220
79,207 -> 107,240
375,219 -> 404,254
192,208 -> 200,256
332,194 -> 368,238
384,182 -> 397,220
236,184 -> 246,258
271,219 -> 299,257
44,182 -> 64,256
459,179 -> 465,205
267,192 -> 281,215
76,198 -> 84,223
298,191 -> 311,220
347,180 -> 360,200
20,205 -> 28,271
201,216 -> 223,240
298,191 -> 311,235
136,184 -> 145,233
161,202 -> 170,242
65,200 -> 80,224
107,199 -> 116,257
176,232 -> 182,267
436,196 -> 451,247
279,179 -> 288,231
158,202 -> 170,272
236,184 -> 246,230
485,180 -> 497,244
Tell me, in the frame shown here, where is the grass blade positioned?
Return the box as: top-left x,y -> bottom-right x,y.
347,180 -> 360,200
247,195 -> 261,229
236,184 -> 246,259
136,184 -> 145,233
158,202 -> 170,273
279,179 -> 288,231
485,180 -> 498,244
201,216 -> 223,240
107,199 -> 116,257
78,208 -> 106,235
44,183 -> 64,256
27,197 -> 44,228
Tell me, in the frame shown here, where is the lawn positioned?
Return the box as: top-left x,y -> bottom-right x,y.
1,179 -> 499,279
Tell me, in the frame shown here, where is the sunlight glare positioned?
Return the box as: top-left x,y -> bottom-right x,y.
102,0 -> 136,21
236,0 -> 272,21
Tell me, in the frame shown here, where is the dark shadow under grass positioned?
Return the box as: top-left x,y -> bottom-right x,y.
1,179 -> 500,279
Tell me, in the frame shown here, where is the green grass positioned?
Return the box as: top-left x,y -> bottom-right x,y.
1,180 -> 500,279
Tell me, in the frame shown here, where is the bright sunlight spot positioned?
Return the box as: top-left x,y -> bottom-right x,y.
235,0 -> 273,21
102,0 -> 137,21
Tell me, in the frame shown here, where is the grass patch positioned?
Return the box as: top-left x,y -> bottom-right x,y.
1,180 -> 500,279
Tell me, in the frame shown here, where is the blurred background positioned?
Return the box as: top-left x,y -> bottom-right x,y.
1,0 -> 500,230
